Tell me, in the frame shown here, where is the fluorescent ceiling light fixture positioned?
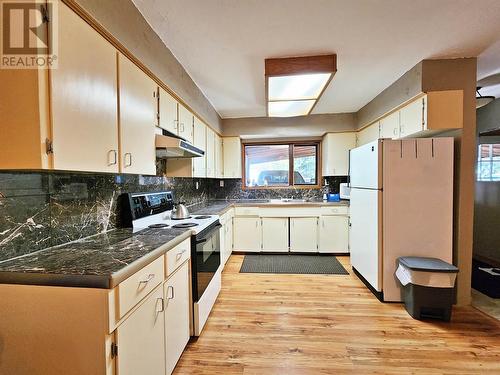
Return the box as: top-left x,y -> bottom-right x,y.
268,100 -> 316,117
268,73 -> 332,101
265,54 -> 336,117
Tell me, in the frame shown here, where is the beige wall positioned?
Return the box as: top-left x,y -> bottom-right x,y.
356,62 -> 423,129
222,113 -> 356,139
422,58 -> 477,306
73,0 -> 222,133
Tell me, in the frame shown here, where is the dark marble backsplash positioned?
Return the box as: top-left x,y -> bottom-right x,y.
210,176 -> 348,200
0,171 -> 346,262
0,171 -> 211,262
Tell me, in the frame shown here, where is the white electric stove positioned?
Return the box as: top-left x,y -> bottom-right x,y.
133,210 -> 220,235
123,191 -> 222,336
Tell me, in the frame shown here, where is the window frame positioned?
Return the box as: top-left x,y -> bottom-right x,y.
242,141 -> 321,189
477,143 -> 500,182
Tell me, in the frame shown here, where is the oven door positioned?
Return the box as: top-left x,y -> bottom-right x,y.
192,222 -> 221,302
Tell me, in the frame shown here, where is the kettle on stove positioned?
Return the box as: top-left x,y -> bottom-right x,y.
171,202 -> 190,220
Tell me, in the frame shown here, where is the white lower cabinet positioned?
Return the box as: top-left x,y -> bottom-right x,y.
223,217 -> 233,264
164,262 -> 190,375
233,217 -> 261,251
261,217 -> 289,252
290,217 -> 319,252
219,209 -> 234,266
319,216 -> 349,253
115,285 -> 166,375
219,225 -> 226,268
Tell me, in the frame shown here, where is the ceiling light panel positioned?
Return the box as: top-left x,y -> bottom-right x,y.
265,55 -> 337,117
268,100 -> 316,117
268,73 -> 332,101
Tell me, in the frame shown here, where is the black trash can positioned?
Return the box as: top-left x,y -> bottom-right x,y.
396,257 -> 459,322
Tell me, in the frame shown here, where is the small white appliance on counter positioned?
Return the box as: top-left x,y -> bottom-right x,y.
339,183 -> 350,200
349,138 -> 454,302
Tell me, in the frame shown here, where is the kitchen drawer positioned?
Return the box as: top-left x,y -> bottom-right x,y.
260,207 -> 321,217
165,238 -> 191,276
320,206 -> 349,215
234,206 -> 260,216
117,255 -> 164,318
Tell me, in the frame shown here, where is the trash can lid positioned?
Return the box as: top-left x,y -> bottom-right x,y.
397,257 -> 458,273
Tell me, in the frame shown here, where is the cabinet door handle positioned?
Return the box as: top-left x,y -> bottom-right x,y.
167,285 -> 174,300
156,297 -> 165,312
173,119 -> 178,129
139,273 -> 155,284
108,150 -> 117,166
176,249 -> 187,260
180,123 -> 185,132
124,153 -> 132,167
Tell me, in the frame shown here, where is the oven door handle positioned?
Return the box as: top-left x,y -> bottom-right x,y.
195,223 -> 222,244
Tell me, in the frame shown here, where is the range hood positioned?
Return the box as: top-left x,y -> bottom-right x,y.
155,134 -> 204,158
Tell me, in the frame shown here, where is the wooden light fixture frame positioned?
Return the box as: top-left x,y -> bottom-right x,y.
265,54 -> 337,116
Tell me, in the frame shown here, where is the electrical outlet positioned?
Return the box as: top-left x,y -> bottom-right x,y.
195,181 -> 199,190
219,180 -> 224,187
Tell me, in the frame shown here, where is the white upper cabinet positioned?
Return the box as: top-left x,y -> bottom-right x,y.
158,88 -> 178,135
158,91 -> 195,143
399,97 -> 424,137
215,134 -> 224,178
379,111 -> 400,139
206,128 -> 216,178
322,132 -> 356,176
371,91 -> 463,142
118,55 -> 157,175
223,137 -> 242,178
357,122 -> 380,147
178,104 -> 194,143
51,2 -> 119,173
193,117 -> 207,177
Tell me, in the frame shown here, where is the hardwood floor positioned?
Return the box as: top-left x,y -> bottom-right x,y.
175,255 -> 500,374
472,289 -> 500,321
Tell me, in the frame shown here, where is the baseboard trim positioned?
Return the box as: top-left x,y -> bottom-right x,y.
352,267 -> 384,302
232,251 -> 351,256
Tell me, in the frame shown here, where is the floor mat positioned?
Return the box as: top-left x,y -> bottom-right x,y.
239,254 -> 349,275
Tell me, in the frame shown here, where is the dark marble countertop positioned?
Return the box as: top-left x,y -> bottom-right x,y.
0,227 -> 191,289
189,199 -> 350,216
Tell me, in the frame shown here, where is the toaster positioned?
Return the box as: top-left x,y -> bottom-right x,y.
339,183 -> 351,200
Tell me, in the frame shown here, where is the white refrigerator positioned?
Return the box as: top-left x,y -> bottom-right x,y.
349,138 -> 454,302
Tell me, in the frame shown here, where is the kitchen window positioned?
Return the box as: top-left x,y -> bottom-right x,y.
243,142 -> 319,188
477,143 -> 500,181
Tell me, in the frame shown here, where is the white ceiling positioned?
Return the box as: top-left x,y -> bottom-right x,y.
132,0 -> 500,118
